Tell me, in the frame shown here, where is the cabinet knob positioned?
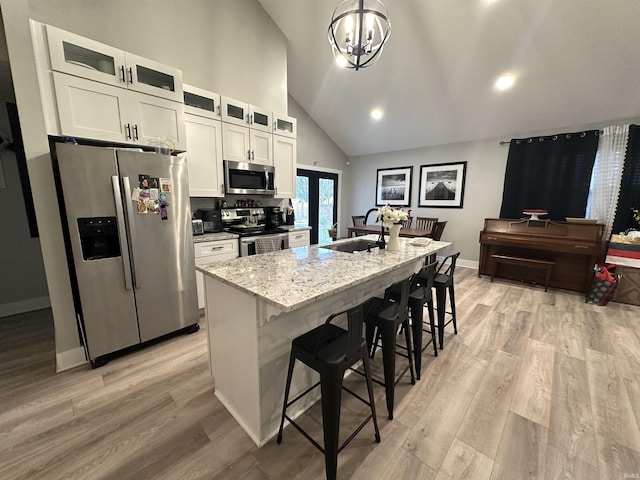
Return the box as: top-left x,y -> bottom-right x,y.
125,123 -> 132,140
247,150 -> 251,160
127,67 -> 133,84
119,65 -> 126,83
133,124 -> 139,140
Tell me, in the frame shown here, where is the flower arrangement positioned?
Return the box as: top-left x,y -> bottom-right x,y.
376,204 -> 409,228
633,207 -> 640,226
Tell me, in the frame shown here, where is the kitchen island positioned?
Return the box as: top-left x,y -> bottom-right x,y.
197,235 -> 451,446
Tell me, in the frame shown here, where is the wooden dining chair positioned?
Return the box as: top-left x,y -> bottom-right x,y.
415,217 -> 438,233
429,221 -> 447,241
401,218 -> 412,229
352,215 -> 366,227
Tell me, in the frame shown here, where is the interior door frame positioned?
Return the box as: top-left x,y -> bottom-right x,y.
296,164 -> 342,244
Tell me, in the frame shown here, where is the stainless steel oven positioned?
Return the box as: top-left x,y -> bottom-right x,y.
240,232 -> 289,256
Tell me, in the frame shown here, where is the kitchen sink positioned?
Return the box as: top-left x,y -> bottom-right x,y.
322,239 -> 378,253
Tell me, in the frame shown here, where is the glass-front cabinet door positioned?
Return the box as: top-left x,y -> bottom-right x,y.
183,84 -> 221,120
248,105 -> 272,133
46,24 -> 126,88
273,113 -> 297,139
221,96 -> 249,127
124,52 -> 183,103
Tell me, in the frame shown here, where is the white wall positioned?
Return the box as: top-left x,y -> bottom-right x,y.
347,138 -> 507,265
347,118 -> 640,265
1,0 -> 288,368
288,95 -> 349,230
0,104 -> 50,317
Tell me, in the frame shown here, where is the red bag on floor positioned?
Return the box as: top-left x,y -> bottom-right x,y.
586,264 -> 619,306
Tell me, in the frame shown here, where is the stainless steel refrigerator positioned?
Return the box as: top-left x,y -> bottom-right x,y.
54,142 -> 198,367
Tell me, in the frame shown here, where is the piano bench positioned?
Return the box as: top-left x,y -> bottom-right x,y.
490,254 -> 555,292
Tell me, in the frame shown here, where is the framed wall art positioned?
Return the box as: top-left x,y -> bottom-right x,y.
418,161 -> 467,208
375,166 -> 412,207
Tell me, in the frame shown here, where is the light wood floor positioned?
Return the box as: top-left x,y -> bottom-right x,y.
2,268 -> 640,479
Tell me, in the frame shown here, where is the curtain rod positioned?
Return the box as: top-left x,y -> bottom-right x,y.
500,129 -> 604,146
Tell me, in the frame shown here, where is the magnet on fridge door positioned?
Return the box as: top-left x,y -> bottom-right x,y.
159,201 -> 168,220
159,178 -> 172,193
139,174 -> 150,189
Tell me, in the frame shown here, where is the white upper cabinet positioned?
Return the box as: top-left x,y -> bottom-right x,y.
221,96 -> 273,166
221,96 -> 249,127
273,113 -> 297,139
53,72 -> 186,150
184,113 -> 223,197
183,84 -> 221,120
248,105 -> 272,133
45,24 -> 183,103
273,135 -> 296,198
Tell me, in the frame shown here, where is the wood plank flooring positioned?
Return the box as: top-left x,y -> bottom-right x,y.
1,268 -> 640,479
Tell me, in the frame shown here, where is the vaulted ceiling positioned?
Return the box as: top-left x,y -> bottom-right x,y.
258,0 -> 640,157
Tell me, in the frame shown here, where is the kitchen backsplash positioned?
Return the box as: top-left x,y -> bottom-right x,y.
190,196 -> 287,216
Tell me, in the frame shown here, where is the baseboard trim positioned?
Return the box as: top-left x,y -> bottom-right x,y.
458,258 -> 479,270
56,346 -> 87,372
0,296 -> 51,318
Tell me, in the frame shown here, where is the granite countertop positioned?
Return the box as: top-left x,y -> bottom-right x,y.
193,232 -> 239,243
197,235 -> 451,312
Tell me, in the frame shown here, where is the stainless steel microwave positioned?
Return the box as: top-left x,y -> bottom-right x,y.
224,160 -> 275,195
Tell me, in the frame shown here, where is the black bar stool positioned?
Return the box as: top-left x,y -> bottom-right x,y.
276,301 -> 381,480
363,276 -> 415,419
433,252 -> 460,349
409,260 -> 439,378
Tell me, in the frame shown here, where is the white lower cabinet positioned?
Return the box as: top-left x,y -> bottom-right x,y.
194,238 -> 238,309
288,230 -> 310,248
52,71 -> 186,149
184,114 -> 223,197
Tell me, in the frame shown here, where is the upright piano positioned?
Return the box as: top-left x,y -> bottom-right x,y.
479,218 -> 604,293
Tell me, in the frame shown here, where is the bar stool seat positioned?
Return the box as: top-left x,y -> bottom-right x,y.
276,301 -> 380,480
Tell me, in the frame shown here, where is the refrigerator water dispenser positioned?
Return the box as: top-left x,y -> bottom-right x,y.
77,217 -> 121,260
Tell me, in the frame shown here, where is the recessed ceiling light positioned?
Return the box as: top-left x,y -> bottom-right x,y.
494,74 -> 515,91
371,108 -> 383,120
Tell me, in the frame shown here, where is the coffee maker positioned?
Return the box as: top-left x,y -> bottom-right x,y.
196,208 -> 222,233
264,206 -> 284,230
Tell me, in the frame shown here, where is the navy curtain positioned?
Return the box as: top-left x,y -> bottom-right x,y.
499,130 -> 600,221
612,124 -> 640,234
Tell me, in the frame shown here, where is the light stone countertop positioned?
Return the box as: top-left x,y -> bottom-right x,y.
278,225 -> 312,232
193,232 -> 239,243
197,235 -> 451,313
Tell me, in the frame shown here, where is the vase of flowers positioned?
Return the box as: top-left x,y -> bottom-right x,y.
376,205 -> 408,252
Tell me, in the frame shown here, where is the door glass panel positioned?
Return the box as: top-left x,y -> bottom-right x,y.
136,65 -> 175,92
184,92 -> 215,112
318,179 -> 335,246
253,112 -> 269,127
227,104 -> 244,120
277,119 -> 293,133
294,176 -> 309,228
62,41 -> 115,74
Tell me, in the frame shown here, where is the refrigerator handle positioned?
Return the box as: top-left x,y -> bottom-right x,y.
122,176 -> 140,289
111,176 -> 134,291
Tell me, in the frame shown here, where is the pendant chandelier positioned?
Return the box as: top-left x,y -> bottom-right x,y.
328,0 -> 391,71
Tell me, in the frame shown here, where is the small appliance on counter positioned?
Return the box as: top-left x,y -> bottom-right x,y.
264,206 -> 284,230
197,208 -> 223,233
285,199 -> 295,225
191,218 -> 204,236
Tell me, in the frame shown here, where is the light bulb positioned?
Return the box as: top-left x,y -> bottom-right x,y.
366,13 -> 375,30
345,15 -> 353,33
336,55 -> 348,68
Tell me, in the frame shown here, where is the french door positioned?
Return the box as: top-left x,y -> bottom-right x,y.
294,169 -> 338,245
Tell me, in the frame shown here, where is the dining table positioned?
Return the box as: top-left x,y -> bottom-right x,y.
348,224 -> 433,238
